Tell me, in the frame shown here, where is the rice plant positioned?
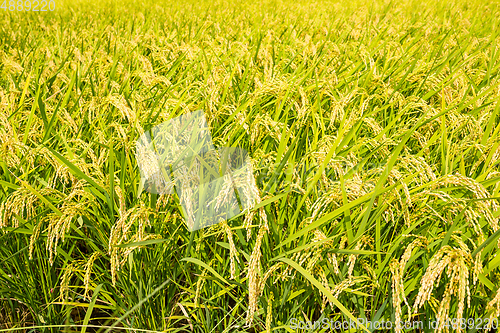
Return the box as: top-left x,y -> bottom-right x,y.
1,0 -> 500,332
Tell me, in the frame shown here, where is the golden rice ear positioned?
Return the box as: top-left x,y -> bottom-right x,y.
265,291 -> 274,333
317,268 -> 332,311
83,252 -> 101,300
107,202 -> 157,285
135,130 -> 174,197
245,224 -> 268,327
2,55 -> 24,74
28,220 -> 43,260
331,277 -> 361,299
259,263 -> 284,294
194,267 -> 208,308
222,220 -> 240,279
107,94 -> 136,123
59,262 -> 76,302
0,202 -> 5,229
346,236 -> 371,278
389,238 -> 427,333
390,259 -> 404,333
486,289 -> 500,329
413,245 -> 473,331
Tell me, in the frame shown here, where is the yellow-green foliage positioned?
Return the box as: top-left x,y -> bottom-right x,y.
1,0 -> 500,331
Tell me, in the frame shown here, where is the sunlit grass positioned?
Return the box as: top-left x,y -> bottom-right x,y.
1,0 -> 500,331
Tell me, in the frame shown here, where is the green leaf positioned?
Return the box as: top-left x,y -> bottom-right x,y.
278,257 -> 369,332
81,284 -> 103,333
181,257 -> 230,285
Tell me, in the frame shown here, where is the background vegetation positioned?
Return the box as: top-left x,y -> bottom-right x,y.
1,0 -> 500,331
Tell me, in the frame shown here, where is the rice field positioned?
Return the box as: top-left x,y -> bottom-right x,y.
1,0 -> 500,331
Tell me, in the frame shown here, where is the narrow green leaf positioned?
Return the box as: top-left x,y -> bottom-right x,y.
279,257 -> 369,332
